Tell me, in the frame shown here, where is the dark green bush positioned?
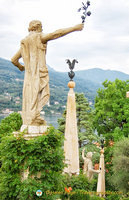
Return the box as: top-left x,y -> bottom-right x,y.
111,138 -> 129,194
60,189 -> 105,200
105,194 -> 121,200
61,173 -> 96,191
90,196 -> 105,200
69,190 -> 90,200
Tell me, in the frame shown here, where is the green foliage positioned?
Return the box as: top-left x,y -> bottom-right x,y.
111,137 -> 129,193
60,189 -> 105,200
57,173 -> 106,200
105,194 -> 121,200
0,127 -> 65,199
61,174 -> 95,191
90,197 -> 105,200
75,93 -> 98,148
94,79 -> 129,191
0,112 -> 22,140
94,79 -> 129,140
67,190 -> 91,200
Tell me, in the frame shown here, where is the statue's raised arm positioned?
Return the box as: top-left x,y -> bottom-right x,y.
41,23 -> 84,43
82,148 -> 86,160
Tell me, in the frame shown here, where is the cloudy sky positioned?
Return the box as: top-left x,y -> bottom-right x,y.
1,0 -> 129,74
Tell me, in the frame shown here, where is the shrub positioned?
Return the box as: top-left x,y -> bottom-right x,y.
111,137 -> 129,193
0,127 -> 64,199
105,194 -> 121,200
60,189 -> 105,200
0,112 -> 22,140
61,173 -> 96,191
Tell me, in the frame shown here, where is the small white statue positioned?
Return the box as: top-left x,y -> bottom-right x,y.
82,148 -> 100,181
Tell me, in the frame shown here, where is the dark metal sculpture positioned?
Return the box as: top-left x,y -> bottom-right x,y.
78,1 -> 91,23
100,139 -> 104,149
66,59 -> 78,81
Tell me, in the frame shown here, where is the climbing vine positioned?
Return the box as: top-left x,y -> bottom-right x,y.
0,127 -> 65,199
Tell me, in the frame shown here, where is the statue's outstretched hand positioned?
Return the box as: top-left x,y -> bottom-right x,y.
19,65 -> 25,71
96,170 -> 101,174
75,23 -> 84,31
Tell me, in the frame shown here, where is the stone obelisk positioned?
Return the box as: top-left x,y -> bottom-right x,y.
64,59 -> 79,175
97,144 -> 105,197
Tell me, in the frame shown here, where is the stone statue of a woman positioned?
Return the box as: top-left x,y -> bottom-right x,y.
82,148 -> 100,181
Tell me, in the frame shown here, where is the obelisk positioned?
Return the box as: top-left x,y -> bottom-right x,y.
97,142 -> 105,197
64,59 -> 79,175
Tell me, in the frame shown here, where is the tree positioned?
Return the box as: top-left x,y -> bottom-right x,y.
94,79 -> 129,141
111,137 -> 129,193
94,79 -> 129,191
76,93 -> 98,148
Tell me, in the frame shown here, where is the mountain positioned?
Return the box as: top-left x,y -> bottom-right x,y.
0,57 -> 129,114
75,68 -> 129,84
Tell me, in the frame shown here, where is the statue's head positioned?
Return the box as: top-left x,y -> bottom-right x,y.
86,152 -> 93,159
28,20 -> 42,32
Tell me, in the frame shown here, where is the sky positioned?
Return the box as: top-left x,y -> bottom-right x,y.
1,0 -> 129,74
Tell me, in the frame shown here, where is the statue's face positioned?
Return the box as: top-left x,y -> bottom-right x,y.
86,152 -> 93,159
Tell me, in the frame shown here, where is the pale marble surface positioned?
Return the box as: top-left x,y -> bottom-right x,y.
97,149 -> 105,197
11,20 -> 83,126
82,149 -> 100,181
64,81 -> 79,175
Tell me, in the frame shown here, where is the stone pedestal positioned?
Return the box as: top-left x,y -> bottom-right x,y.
20,124 -> 49,134
97,149 -> 105,197
14,125 -> 49,140
64,81 -> 79,175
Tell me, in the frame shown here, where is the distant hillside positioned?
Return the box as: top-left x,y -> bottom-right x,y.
76,68 -> 129,84
0,57 -> 129,114
0,58 -> 100,114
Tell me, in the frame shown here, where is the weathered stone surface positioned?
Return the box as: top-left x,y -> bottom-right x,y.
11,20 -> 84,127
82,148 -> 100,180
20,125 -> 49,134
64,81 -> 79,175
14,125 -> 49,140
97,149 -> 105,197
20,124 -> 28,132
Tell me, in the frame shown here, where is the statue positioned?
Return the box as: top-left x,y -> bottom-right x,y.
11,20 -> 84,126
82,148 -> 100,181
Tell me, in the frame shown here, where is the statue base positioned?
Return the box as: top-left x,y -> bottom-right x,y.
13,125 -> 49,140
20,124 -> 49,134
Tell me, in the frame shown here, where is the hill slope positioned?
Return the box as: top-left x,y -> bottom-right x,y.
0,57 -> 129,114
76,68 -> 129,84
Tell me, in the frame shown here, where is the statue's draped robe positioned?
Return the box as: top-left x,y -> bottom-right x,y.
83,158 -> 94,180
21,32 -> 49,125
